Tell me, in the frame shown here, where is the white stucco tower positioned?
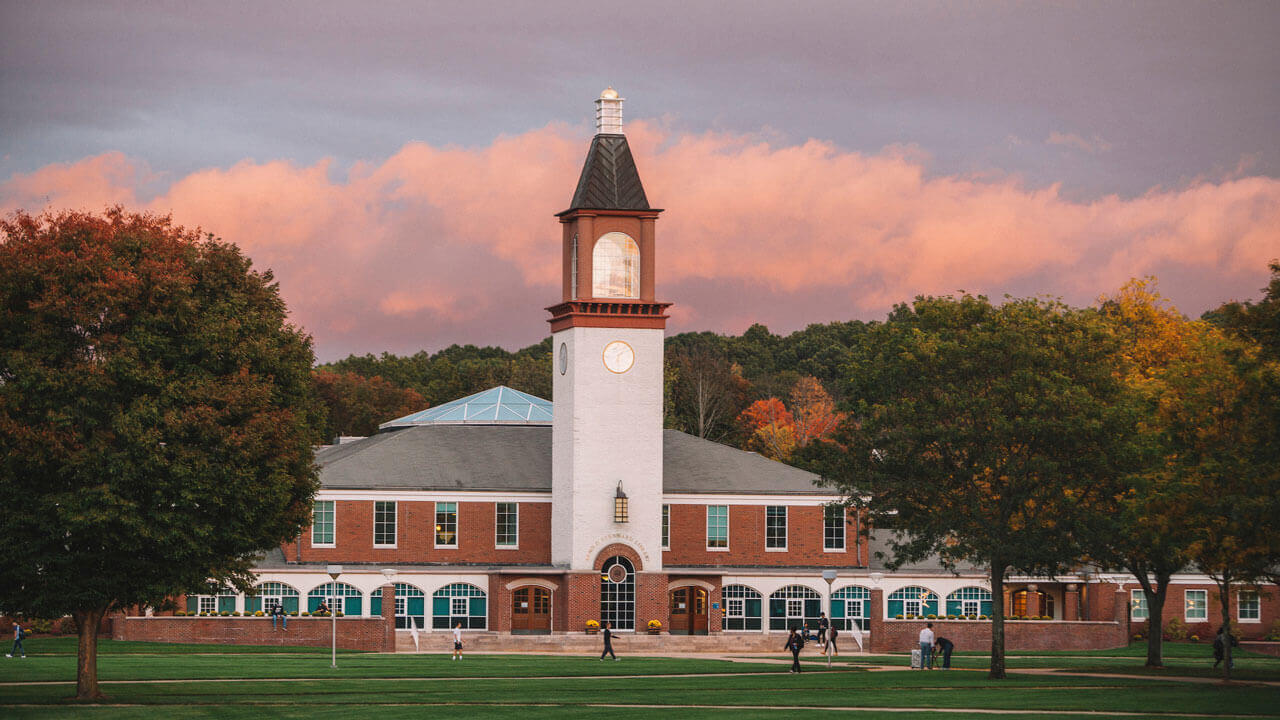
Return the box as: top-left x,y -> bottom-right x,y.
549,88 -> 669,572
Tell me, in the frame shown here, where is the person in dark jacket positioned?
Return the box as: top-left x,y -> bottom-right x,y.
828,624 -> 839,657
817,612 -> 830,648
785,627 -> 805,672
934,636 -> 955,669
1213,626 -> 1238,669
600,621 -> 617,661
6,622 -> 25,658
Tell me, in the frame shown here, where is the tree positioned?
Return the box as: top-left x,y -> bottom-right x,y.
802,294 -> 1135,678
667,336 -> 751,442
0,209 -> 321,700
313,370 -> 426,440
1205,260 -> 1280,359
738,397 -> 796,461
1091,279 -> 1205,667
789,376 -> 844,447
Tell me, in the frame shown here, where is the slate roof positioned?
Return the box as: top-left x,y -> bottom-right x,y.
564,134 -> 651,213
379,386 -> 553,429
316,426 -> 826,495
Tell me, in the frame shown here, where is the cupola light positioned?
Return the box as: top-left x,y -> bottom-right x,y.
595,87 -> 623,135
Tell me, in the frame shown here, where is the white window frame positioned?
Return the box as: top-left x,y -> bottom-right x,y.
1184,589 -> 1208,622
661,504 -> 670,550
786,598 -> 804,619
823,505 -> 846,552
726,597 -> 744,618
1130,589 -> 1148,621
495,502 -> 518,549
311,500 -> 335,548
963,599 -> 980,616
1238,591 -> 1260,622
373,501 -> 397,548
451,597 -> 468,616
198,596 -> 217,615
435,501 -> 458,549
706,505 -> 729,551
765,505 -> 788,551
904,599 -> 922,617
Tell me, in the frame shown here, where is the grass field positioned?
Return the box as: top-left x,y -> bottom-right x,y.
1,638 -> 1277,718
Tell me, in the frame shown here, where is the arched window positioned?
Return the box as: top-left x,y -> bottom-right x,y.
394,583 -> 426,630
768,585 -> 822,630
945,587 -> 992,618
887,586 -> 940,619
592,232 -> 639,298
185,584 -> 236,615
600,556 -> 635,630
722,585 -> 762,631
246,581 -> 300,614
433,583 -> 487,630
308,582 -> 362,616
832,586 -> 871,631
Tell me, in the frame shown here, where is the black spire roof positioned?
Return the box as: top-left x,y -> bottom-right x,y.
563,133 -> 651,213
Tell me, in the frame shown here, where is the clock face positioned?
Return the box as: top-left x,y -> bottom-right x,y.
558,343 -> 568,375
602,340 -> 635,374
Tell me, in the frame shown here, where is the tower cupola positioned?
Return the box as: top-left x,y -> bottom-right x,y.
595,87 -> 623,134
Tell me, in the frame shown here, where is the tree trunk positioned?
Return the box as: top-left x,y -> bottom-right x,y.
1144,581 -> 1168,668
989,564 -> 1006,679
73,608 -> 106,701
1215,576 -> 1233,683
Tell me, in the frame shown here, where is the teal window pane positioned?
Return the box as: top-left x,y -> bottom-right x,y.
745,599 -> 761,618
831,601 -> 845,619
432,597 -> 449,615
888,599 -> 903,616
344,597 -> 362,616
245,597 -> 261,613
308,597 -> 322,612
371,596 -> 381,615
947,600 -> 962,616
186,596 -> 198,613
409,597 -> 426,616
469,598 -> 486,617
218,596 -> 235,613
283,597 -> 299,614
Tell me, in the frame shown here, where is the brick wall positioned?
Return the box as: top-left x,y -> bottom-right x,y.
663,504 -> 868,567
870,619 -> 1129,653
1120,582 -> 1279,641
112,615 -> 393,652
284,500 -> 552,565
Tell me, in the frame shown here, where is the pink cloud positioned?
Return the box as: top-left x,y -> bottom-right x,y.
3,125 -> 1278,360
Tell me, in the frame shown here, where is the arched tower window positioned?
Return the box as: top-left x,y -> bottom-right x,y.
600,556 -> 635,630
592,232 -> 639,298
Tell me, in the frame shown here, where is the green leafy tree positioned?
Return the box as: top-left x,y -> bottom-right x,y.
0,209 -> 321,700
802,295 -> 1135,678
313,370 -> 426,439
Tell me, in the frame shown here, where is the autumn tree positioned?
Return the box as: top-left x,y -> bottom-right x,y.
1090,279 -> 1205,667
802,295 -> 1135,679
789,376 -> 844,447
738,397 -> 796,461
667,335 -> 751,442
313,370 -> 427,439
0,209 -> 321,700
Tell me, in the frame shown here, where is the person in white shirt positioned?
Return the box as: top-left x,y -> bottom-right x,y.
452,622 -> 463,660
918,623 -> 935,670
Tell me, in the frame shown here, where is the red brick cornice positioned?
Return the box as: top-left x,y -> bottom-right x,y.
547,300 -> 671,332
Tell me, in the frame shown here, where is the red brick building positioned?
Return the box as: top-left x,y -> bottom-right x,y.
151,89 -> 1276,652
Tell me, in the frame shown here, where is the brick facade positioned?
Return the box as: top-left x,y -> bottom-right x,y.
111,615 -> 393,652
1120,582 -> 1279,641
869,618 -> 1129,653
662,503 -> 868,568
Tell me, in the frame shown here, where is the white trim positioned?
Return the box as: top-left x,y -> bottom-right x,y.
822,547 -> 847,553
666,493 -> 841,506
1238,590 -> 1261,623
318,490 -> 551,502
668,579 -> 716,592
1184,588 -> 1208,622
504,578 -> 558,592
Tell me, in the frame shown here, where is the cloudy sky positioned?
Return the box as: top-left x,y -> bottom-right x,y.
2,1 -> 1278,361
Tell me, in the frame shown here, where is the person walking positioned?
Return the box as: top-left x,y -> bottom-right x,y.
6,622 -> 25,658
452,622 -> 464,660
600,621 -> 618,661
785,627 -> 805,673
1212,625 -> 1237,670
934,636 -> 954,669
817,612 -> 830,649
828,624 -> 839,658
918,622 -> 935,670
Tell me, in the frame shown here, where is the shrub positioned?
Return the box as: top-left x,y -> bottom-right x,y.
978,615 -> 988,620
301,611 -> 310,617
1189,634 -> 1199,641
336,611 -> 344,617
1132,632 -> 1144,641
254,611 -> 264,617
288,611 -> 298,617
219,611 -> 230,617
1164,617 -> 1188,641
647,620 -> 662,630
926,614 -> 937,620
946,615 -> 956,620
894,614 -> 904,619
1265,619 -> 1280,641
585,619 -> 600,629
175,610 -> 186,617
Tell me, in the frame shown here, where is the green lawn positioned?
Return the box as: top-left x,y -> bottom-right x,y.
1,640 -> 1277,719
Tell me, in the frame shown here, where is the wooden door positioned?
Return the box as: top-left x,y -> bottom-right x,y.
512,586 -> 551,634
669,587 -> 709,635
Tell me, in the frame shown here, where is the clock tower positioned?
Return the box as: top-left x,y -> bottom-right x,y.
549,88 -> 670,574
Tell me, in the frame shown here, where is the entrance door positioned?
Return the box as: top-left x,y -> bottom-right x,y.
669,587 -> 709,635
512,586 -> 551,634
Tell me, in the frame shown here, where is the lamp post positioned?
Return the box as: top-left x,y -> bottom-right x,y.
327,564 -> 343,669
822,570 -> 837,668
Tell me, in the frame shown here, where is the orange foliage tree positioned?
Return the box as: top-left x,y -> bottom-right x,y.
790,376 -> 845,447
738,397 -> 796,461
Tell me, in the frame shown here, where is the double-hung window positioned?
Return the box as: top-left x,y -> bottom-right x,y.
373,501 -> 396,547
311,500 -> 335,546
495,503 -> 518,548
1185,589 -> 1207,621
823,505 -> 845,551
661,504 -> 670,549
1239,591 -> 1260,622
436,502 -> 458,547
765,506 -> 787,549
706,505 -> 728,549
1130,590 -> 1148,620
